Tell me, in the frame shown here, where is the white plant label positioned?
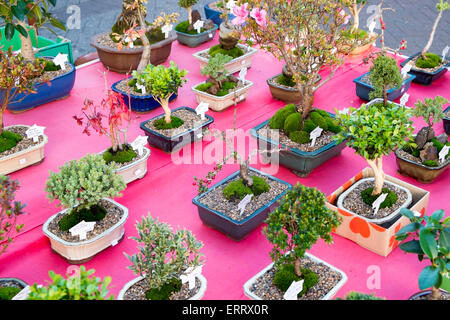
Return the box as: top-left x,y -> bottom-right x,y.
26,124 -> 45,143
136,83 -> 146,95
283,280 -> 304,300
239,67 -> 247,82
131,135 -> 147,156
162,24 -> 173,39
241,60 -> 246,65
180,265 -> 203,290
372,193 -> 388,216
238,194 -> 253,216
12,286 -> 31,300
239,95 -> 244,101
226,0 -> 236,12
195,102 -> 209,120
399,93 -> 410,106
111,239 -> 119,246
310,126 -> 323,147
413,210 -> 422,218
69,220 -> 96,240
53,53 -> 68,70
196,132 -> 203,139
19,158 -> 26,165
442,45 -> 449,59
209,32 -> 214,38
193,20 -> 204,34
367,19 -> 376,34
134,169 -> 143,177
439,145 -> 449,163
401,64 -> 412,79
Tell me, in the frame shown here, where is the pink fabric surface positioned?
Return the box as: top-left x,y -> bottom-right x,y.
1,33 -> 449,300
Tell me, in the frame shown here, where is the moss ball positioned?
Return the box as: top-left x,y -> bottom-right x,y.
0,130 -> 23,153
175,20 -> 205,34
269,104 -> 298,130
289,130 -> 310,144
103,145 -> 137,164
326,118 -> 342,133
58,204 -> 107,231
222,180 -> 253,200
309,111 -> 328,131
423,160 -> 439,167
273,264 -> 318,297
277,74 -> 296,87
250,176 -> 270,196
154,116 -> 184,130
195,82 -> 214,92
0,287 -> 22,300
284,112 -> 303,135
145,278 -> 182,300
415,53 -> 442,69
313,109 -> 332,119
361,187 -> 398,209
222,81 -> 237,91
209,44 -> 244,59
303,119 -> 317,133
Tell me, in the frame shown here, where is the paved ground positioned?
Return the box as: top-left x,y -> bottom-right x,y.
36,0 -> 449,60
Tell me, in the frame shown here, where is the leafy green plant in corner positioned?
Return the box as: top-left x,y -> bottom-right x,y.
395,208 -> 449,300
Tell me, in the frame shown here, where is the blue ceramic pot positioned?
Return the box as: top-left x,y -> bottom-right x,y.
400,52 -> 449,86
204,1 -> 235,26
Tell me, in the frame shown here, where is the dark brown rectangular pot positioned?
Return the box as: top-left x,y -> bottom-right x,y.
90,32 -> 177,73
395,150 -> 449,183
267,73 -> 302,104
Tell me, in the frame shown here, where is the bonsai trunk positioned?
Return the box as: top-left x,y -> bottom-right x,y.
239,158 -> 253,187
299,87 -> 314,120
383,85 -> 388,106
430,287 -> 441,300
137,8 -> 151,72
18,21 -> 35,61
294,258 -> 302,277
351,3 -> 360,31
187,7 -> 192,24
421,10 -> 443,59
161,98 -> 171,124
367,157 -> 384,196
0,110 -> 4,134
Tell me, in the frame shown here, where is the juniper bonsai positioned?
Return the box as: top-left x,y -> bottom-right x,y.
368,53 -> 403,106
413,96 -> 449,132
178,0 -> 199,24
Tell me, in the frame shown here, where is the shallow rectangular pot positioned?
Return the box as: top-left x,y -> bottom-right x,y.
193,44 -> 257,74
0,125 -> 48,175
395,149 -> 449,183
139,106 -> 214,153
204,1 -> 235,26
353,71 -> 416,101
42,198 -> 128,264
326,167 -> 430,257
243,252 -> 348,300
175,24 -> 218,48
400,52 -> 449,85
192,80 -> 254,112
192,167 -> 292,241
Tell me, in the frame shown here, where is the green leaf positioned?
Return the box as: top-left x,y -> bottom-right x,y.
398,240 -> 423,254
5,23 -> 15,41
48,0 -> 57,6
49,17 -> 66,31
396,222 -> 421,236
431,209 -> 445,223
418,266 -> 439,290
15,24 -> 29,38
419,229 -> 438,259
11,4 -> 27,21
439,228 -> 450,249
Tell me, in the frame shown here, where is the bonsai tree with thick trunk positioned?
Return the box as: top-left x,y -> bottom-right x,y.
334,103 -> 414,196
178,0 -> 198,24
348,0 -> 366,32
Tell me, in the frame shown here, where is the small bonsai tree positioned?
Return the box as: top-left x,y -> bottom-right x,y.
178,0 -> 198,25
124,213 -> 205,300
413,96 -> 449,134
336,291 -> 385,300
0,0 -> 66,62
132,61 -> 187,127
45,153 -> 126,231
348,0 -> 366,32
334,103 -> 414,196
264,183 -> 341,297
0,175 -> 26,256
395,208 -> 449,300
27,266 -> 114,300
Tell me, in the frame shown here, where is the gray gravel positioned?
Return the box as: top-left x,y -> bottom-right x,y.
0,126 -> 45,159
122,277 -> 201,300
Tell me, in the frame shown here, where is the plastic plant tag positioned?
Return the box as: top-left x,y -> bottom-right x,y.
241,60 -> 246,65
399,93 -> 410,106
134,169 -> 143,176
239,67 -> 247,82
310,126 -> 323,147
209,32 -> 214,38
180,265 -> 203,290
238,194 -> 253,216
69,220 -> 96,240
131,135 -> 147,156
12,286 -> 31,300
162,24 -> 173,39
401,64 -> 412,79
196,102 -> 209,120
111,239 -> 119,246
19,158 -> 26,165
283,280 -> 304,300
372,193 -> 388,216
226,0 -> 236,12
367,19 -> 376,34
53,53 -> 68,70
442,45 -> 449,59
413,210 -> 422,218
136,83 -> 146,95
26,124 -> 45,143
439,145 -> 449,163
193,20 -> 204,34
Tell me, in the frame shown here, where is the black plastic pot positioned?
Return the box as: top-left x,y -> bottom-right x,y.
353,72 -> 416,101
140,106 -> 214,153
444,106 -> 450,135
400,52 -> 449,86
192,167 -> 292,241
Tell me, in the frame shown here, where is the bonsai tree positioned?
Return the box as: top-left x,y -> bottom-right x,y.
368,53 -> 403,106
0,0 -> 66,62
336,291 -> 385,300
263,183 -> 341,297
45,153 -> 126,232
234,0 -> 357,119
73,73 -> 136,165
413,96 -> 449,135
132,61 -> 187,127
178,0 -> 198,25
334,103 -> 415,196
395,208 -> 449,300
124,213 -> 205,300
348,0 -> 366,32
27,266 -> 114,300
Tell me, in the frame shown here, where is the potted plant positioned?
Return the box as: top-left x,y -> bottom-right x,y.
0,49 -> 50,175
119,213 -> 207,300
43,153 -> 128,264
0,0 -> 75,112
204,0 -> 236,26
336,291 -> 385,300
395,208 -> 449,300
91,0 -> 179,73
192,53 -> 253,112
74,73 -> 151,184
333,102 -> 415,225
400,0 -> 449,85
0,175 -> 27,300
243,183 -> 347,300
396,96 -> 450,183
139,62 -> 214,153
175,1 -> 218,48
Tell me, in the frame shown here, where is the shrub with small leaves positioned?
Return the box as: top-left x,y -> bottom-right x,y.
413,96 -> 449,130
200,53 -> 233,88
368,54 -> 403,106
336,291 -> 385,300
27,266 -> 114,300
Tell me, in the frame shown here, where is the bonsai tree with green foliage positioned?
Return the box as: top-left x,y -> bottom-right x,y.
334,103 -> 415,197
178,0 -> 198,24
348,0 -> 366,32
45,153 -> 126,232
264,183 -> 341,298
0,0 -> 66,62
413,96 -> 449,134
336,291 -> 385,300
124,213 -> 205,300
395,208 -> 449,300
27,266 -> 114,300
132,61 -> 187,128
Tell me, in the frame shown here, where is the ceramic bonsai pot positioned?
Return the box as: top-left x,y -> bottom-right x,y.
117,274 -> 207,300
111,80 -> 178,113
90,32 -> 177,74
193,44 -> 257,74
192,167 -> 292,241
139,106 -> 214,153
400,52 -> 449,85
395,149 -> 449,183
4,62 -> 76,113
204,1 -> 235,26
175,24 -> 218,48
192,80 -> 254,112
408,289 -> 450,300
0,125 -> 48,175
444,106 -> 450,135
0,278 -> 28,300
243,252 -> 348,300
42,198 -> 128,264
266,73 -> 321,104
353,72 -> 416,101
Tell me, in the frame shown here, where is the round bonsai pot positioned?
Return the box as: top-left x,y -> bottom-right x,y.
90,32 -> 177,74
408,289 -> 449,300
175,24 -> 218,48
444,106 -> 450,135
400,52 -> 449,86
353,72 -> 416,101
